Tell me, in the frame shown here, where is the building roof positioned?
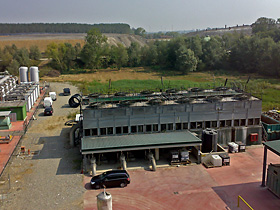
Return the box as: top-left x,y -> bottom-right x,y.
0,111 -> 11,117
263,140 -> 280,156
81,131 -> 202,154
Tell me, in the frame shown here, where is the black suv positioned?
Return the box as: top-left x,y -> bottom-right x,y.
90,170 -> 130,189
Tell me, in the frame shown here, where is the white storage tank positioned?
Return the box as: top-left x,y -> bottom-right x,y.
30,66 -> 39,83
19,66 -> 28,82
210,155 -> 222,167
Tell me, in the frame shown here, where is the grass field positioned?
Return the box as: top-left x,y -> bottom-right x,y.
41,67 -> 280,111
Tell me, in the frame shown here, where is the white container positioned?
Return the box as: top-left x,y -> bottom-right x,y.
180,150 -> 189,161
211,155 -> 222,167
44,97 -> 53,108
49,92 -> 56,101
228,142 -> 239,153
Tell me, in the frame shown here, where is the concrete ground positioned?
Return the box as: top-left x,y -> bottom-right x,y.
84,146 -> 280,210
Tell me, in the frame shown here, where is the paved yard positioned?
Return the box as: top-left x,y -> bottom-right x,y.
84,146 -> 280,210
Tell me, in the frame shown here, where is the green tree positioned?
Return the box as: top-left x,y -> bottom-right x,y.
29,45 -> 41,60
63,43 -> 76,71
0,51 -> 13,71
127,42 -> 141,67
80,28 -> 107,69
46,43 -> 64,70
134,27 -> 146,36
252,17 -> 277,34
15,48 -> 30,66
175,46 -> 197,74
110,43 -> 128,70
7,59 -> 19,75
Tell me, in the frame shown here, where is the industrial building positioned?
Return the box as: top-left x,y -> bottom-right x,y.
73,87 -> 263,170
0,66 -> 40,124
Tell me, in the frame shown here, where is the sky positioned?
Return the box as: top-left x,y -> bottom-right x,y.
0,0 -> 280,32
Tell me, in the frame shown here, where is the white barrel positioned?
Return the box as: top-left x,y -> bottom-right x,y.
30,66 -> 39,83
19,66 -> 28,82
97,192 -> 112,210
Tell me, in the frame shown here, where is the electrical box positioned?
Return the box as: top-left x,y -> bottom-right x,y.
250,133 -> 258,142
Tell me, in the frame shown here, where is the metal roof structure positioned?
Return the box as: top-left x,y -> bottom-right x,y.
263,140 -> 280,156
81,130 -> 202,154
0,111 -> 11,117
261,140 -> 280,187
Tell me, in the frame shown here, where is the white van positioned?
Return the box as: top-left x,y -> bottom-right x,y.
49,92 -> 57,101
44,97 -> 53,108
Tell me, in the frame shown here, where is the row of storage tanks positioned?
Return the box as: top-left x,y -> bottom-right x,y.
19,66 -> 39,83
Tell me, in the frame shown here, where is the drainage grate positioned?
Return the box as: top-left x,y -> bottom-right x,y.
174,192 -> 179,194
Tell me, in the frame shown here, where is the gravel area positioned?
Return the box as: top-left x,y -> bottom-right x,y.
1,82 -> 85,210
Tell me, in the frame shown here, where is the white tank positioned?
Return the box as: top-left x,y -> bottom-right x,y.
19,66 -> 28,82
30,66 -> 39,83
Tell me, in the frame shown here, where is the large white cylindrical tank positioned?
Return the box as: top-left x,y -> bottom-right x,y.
19,66 -> 28,82
30,66 -> 39,83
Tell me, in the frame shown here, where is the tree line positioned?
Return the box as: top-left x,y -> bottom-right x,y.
1,17 -> 280,78
0,23 -> 134,34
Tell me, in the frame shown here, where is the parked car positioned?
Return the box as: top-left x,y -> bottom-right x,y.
44,107 -> 53,116
63,88 -> 71,96
90,170 -> 130,189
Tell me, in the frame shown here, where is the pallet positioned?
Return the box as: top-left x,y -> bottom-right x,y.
203,162 -> 222,168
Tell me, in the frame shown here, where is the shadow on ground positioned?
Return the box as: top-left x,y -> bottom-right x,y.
212,182 -> 280,210
32,128 -> 81,175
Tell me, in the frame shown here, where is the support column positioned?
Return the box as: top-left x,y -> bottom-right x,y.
261,146 -> 267,187
148,152 -> 156,171
120,153 -> 127,170
82,155 -> 87,174
91,157 -> 97,177
155,148 -> 159,161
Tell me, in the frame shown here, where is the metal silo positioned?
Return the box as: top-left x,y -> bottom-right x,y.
19,67 -> 28,82
30,66 -> 39,83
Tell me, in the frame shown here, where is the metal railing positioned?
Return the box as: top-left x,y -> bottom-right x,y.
237,195 -> 254,210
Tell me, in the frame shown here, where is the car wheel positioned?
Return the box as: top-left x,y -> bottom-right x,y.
120,182 -> 126,188
95,184 -> 100,189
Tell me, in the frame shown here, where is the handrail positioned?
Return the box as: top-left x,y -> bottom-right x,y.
237,195 -> 254,210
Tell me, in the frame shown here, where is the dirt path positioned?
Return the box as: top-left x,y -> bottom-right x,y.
1,82 -> 85,210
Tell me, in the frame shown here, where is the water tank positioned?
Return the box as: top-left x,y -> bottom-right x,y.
97,191 -> 112,210
19,66 -> 28,82
30,66 -> 39,83
202,128 -> 218,153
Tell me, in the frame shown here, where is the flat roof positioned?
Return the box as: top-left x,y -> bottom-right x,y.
81,131 -> 202,154
0,101 -> 26,108
263,140 -> 280,156
0,111 -> 11,117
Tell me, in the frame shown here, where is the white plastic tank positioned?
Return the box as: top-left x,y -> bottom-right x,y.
19,66 -> 28,82
211,155 -> 222,167
30,66 -> 39,83
97,191 -> 112,210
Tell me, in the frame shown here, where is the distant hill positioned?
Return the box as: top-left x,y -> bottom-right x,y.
0,23 -> 132,34
185,25 -> 252,37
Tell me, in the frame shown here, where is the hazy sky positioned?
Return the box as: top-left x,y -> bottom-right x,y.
0,0 -> 279,32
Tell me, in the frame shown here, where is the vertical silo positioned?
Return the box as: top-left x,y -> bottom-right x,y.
19,67 -> 28,82
30,66 -> 39,83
